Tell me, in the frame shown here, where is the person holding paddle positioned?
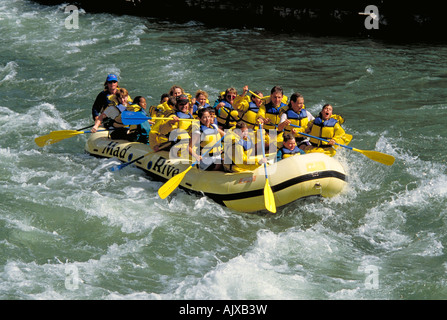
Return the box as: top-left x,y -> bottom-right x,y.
278,92 -> 314,151
223,121 -> 266,172
305,104 -> 351,156
213,87 -> 240,130
148,96 -> 178,152
110,96 -> 154,144
157,94 -> 195,158
189,108 -> 225,171
91,88 -> 131,133
256,86 -> 287,131
234,85 -> 264,130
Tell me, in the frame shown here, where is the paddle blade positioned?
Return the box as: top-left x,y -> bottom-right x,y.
158,166 -> 192,199
34,130 -> 82,147
121,111 -> 149,125
264,178 -> 276,213
354,148 -> 395,166
35,134 -> 56,147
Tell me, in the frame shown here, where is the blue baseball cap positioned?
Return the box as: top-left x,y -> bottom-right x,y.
106,74 -> 118,82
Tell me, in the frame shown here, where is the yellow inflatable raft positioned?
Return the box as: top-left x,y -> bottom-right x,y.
85,131 -> 347,213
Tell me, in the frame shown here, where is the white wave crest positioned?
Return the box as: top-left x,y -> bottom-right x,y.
0,61 -> 18,84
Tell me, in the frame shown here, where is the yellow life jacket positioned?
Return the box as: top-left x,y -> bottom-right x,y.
280,106 -> 310,134
158,110 -> 193,159
198,123 -> 221,156
223,130 -> 260,172
308,117 -> 338,146
253,125 -> 283,153
150,109 -> 193,153
148,105 -> 163,118
148,120 -> 170,151
262,94 -> 288,105
216,100 -> 240,129
278,145 -> 304,160
239,101 -> 261,129
155,101 -> 174,117
107,93 -> 132,107
261,102 -> 288,131
307,117 -> 351,156
166,110 -> 193,143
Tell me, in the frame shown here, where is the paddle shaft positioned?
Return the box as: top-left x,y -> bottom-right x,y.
288,124 -> 352,150
249,90 -> 263,100
260,124 -> 268,177
157,134 -> 225,199
112,152 -> 151,171
288,124 -> 395,165
82,129 -> 107,134
259,123 -> 276,213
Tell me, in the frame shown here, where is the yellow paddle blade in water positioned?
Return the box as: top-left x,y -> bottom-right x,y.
258,122 -> 276,213
264,178 -> 276,214
34,130 -> 84,147
158,166 -> 193,199
296,130 -> 395,166
353,148 -> 395,166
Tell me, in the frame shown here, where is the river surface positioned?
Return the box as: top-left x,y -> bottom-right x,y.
1,0 -> 447,300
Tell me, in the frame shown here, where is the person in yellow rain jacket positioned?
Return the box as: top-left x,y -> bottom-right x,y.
158,94 -> 195,159
148,95 -> 188,152
223,122 -> 267,172
256,86 -> 288,131
233,85 -> 264,130
147,93 -> 169,118
213,87 -> 241,129
190,108 -> 225,171
152,85 -> 192,117
305,104 -> 352,157
256,86 -> 288,152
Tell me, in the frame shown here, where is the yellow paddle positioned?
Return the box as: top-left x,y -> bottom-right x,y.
259,123 -> 276,213
300,133 -> 395,165
349,147 -> 395,166
34,129 -> 107,147
288,124 -> 395,166
158,135 -> 225,199
248,90 -> 262,99
158,165 -> 193,200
